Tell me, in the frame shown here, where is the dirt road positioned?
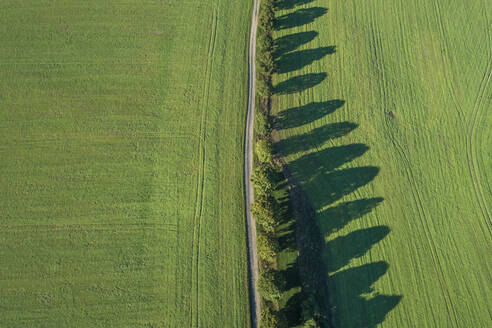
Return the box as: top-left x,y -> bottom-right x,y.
244,0 -> 260,326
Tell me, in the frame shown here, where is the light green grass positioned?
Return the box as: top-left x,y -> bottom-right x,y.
273,0 -> 491,327
0,1 -> 251,327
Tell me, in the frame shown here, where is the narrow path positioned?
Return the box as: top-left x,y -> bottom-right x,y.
244,0 -> 261,327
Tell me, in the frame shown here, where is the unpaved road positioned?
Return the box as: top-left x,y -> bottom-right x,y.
244,0 -> 260,326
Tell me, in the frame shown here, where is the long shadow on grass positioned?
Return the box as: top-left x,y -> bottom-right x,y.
276,0 -> 316,10
276,138 -> 401,327
289,144 -> 369,173
275,122 -> 358,156
276,46 -> 336,74
277,100 -> 345,129
318,197 -> 384,234
272,3 -> 401,327
274,31 -> 318,57
274,73 -> 327,94
329,262 -> 402,328
275,7 -> 328,30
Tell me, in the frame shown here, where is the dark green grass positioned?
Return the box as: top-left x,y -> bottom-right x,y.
272,174 -> 302,327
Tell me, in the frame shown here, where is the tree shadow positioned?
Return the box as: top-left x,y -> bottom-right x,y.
318,197 -> 384,234
323,226 -> 390,272
274,31 -> 318,57
276,0 -> 317,10
274,72 -> 327,95
275,122 -> 358,156
275,7 -> 328,30
276,46 -> 336,74
276,99 -> 345,130
271,3 -> 401,326
329,262 -> 402,328
290,143 -> 369,173
309,166 -> 380,207
278,263 -> 301,292
281,291 -> 303,325
277,220 -> 297,252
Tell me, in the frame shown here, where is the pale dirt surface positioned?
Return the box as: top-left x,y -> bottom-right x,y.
244,0 -> 261,327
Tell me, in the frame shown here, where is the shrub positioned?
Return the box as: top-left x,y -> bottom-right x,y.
257,32 -> 274,53
258,270 -> 284,302
303,318 -> 322,328
259,11 -> 274,32
257,231 -> 279,263
261,305 -> 288,328
251,195 -> 277,232
301,293 -> 328,327
254,108 -> 272,136
260,306 -> 279,328
256,74 -> 272,98
257,50 -> 275,76
255,138 -> 274,164
251,164 -> 274,196
258,0 -> 275,32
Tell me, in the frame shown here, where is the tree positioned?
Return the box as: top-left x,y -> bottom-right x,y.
256,31 -> 274,53
254,109 -> 272,136
303,318 -> 322,328
251,195 -> 277,232
261,306 -> 279,328
255,138 -> 274,164
257,51 -> 275,76
258,0 -> 275,32
251,164 -> 274,196
256,74 -> 272,98
258,270 -> 284,302
257,231 -> 279,263
301,293 -> 328,327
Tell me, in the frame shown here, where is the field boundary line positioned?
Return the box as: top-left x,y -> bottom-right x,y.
190,8 -> 218,326
244,0 -> 261,327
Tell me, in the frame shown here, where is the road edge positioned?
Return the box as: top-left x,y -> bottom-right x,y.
244,0 -> 261,327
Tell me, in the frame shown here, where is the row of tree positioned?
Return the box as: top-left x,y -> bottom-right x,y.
253,1 -> 328,327
253,1 -> 286,327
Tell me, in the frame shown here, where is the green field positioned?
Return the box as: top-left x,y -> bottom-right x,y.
0,1 -> 251,327
272,0 -> 491,327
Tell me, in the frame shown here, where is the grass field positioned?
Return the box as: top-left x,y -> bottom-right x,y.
0,1 -> 251,327
272,0 -> 491,327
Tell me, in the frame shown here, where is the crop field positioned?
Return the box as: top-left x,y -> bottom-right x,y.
0,1 -> 251,327
272,0 -> 491,327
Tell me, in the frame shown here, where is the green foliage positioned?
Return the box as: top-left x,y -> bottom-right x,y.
258,270 -> 283,302
258,0 -> 275,32
251,195 -> 277,232
254,108 -> 272,136
257,231 -> 279,263
260,306 -> 279,328
255,0 -> 275,100
251,164 -> 275,196
261,305 -> 288,328
256,74 -> 273,98
255,138 -> 274,164
258,9 -> 274,32
256,32 -> 274,53
301,294 -> 328,327
257,50 -> 275,76
303,318 -> 321,328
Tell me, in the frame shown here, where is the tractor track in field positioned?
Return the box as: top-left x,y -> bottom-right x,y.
369,2 -> 459,323
244,0 -> 260,327
393,140 -> 459,326
465,56 -> 492,234
190,8 -> 218,327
